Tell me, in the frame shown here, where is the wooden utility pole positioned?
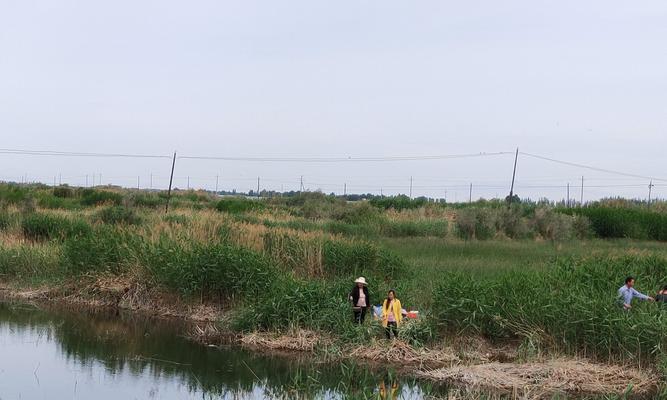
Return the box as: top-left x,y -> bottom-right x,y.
409,176 -> 413,199
344,183 -> 347,196
215,174 -> 219,194
300,175 -> 304,192
257,177 -> 260,197
165,152 -> 177,213
507,148 -> 519,207
469,183 -> 473,203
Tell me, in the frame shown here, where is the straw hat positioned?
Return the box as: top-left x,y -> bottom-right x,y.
354,277 -> 367,285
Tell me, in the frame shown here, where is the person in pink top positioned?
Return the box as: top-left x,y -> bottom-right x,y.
349,277 -> 370,324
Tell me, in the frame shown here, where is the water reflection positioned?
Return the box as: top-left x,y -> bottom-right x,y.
0,302 -> 443,399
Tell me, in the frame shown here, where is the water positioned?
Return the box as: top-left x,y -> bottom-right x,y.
0,301 -> 444,399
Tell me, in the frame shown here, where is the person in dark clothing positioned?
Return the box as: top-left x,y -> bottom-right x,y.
656,286 -> 667,304
349,277 -> 370,324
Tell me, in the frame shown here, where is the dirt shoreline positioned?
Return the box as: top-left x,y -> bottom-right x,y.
0,278 -> 660,399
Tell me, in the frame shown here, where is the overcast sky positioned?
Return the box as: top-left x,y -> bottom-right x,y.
0,1 -> 665,201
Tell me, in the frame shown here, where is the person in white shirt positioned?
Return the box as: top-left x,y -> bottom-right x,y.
618,276 -> 654,310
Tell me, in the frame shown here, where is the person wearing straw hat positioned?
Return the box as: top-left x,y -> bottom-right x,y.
349,277 -> 370,324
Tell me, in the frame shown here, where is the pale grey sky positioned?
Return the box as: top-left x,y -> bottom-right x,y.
0,1 -> 665,201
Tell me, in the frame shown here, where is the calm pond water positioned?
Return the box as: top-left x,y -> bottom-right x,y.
0,301 -> 446,399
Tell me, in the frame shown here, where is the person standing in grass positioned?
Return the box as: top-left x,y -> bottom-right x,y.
349,277 -> 370,324
618,276 -> 654,310
656,285 -> 667,304
382,289 -> 402,339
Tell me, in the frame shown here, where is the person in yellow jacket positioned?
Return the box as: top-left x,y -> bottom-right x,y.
381,289 -> 402,339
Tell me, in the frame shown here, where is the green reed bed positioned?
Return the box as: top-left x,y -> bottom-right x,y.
433,255 -> 667,367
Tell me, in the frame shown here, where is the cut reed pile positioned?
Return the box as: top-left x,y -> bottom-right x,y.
349,340 -> 459,368
417,359 -> 658,398
240,329 -> 331,352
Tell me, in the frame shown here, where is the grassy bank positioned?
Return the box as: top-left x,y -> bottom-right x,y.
1,183 -> 667,396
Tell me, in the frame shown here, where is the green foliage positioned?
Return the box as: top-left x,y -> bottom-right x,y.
130,193 -> 165,208
21,213 -> 91,241
433,255 -> 667,363
216,197 -> 264,214
370,195 -> 427,211
162,213 -> 189,225
61,226 -> 141,274
53,186 -> 74,198
455,208 -> 496,240
382,220 -> 448,238
0,184 -> 30,204
0,245 -> 61,279
561,207 -> 667,241
322,240 -> 405,279
97,206 -> 142,225
231,277 -> 350,333
79,188 -> 123,206
0,210 -> 11,231
143,240 -> 278,298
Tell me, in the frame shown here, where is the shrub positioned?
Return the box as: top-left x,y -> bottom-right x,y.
79,189 -> 123,206
216,197 -> 264,214
382,220 -> 448,238
21,213 -> 91,241
532,208 -> 573,241
97,206 -> 142,225
496,208 -> 531,239
53,186 -> 74,198
455,208 -> 496,240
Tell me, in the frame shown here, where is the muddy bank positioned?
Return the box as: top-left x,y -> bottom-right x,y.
0,278 -> 660,399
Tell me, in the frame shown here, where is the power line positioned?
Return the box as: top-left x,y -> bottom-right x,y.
177,152 -> 514,162
520,152 -> 667,183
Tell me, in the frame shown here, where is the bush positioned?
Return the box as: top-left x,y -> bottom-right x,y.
53,186 -> 74,198
495,208 -> 531,239
97,206 -> 142,225
456,208 -> 496,240
79,189 -> 123,206
382,220 -> 448,238
370,195 -> 427,211
216,198 -> 264,214
532,208 -> 573,241
21,213 -> 91,241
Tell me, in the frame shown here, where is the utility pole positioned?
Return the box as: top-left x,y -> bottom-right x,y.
91,173 -> 95,187
648,180 -> 655,206
165,152 -> 177,213
150,173 -> 153,189
59,173 -> 62,185
507,148 -> 519,207
469,183 -> 473,203
137,176 -> 140,189
257,176 -> 260,197
344,183 -> 347,196
85,174 -> 88,187
580,176 -> 584,206
215,174 -> 219,194
444,189 -> 447,203
187,176 -> 190,190
409,176 -> 413,199
566,183 -> 570,208
53,176 -> 56,187
99,173 -> 102,186
300,175 -> 304,192
380,187 -> 383,196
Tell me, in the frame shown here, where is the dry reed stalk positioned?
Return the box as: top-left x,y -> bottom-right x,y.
417,359 -> 658,398
349,340 -> 460,367
240,330 -> 330,352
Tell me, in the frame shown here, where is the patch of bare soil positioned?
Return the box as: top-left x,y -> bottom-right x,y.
417,359 -> 658,399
